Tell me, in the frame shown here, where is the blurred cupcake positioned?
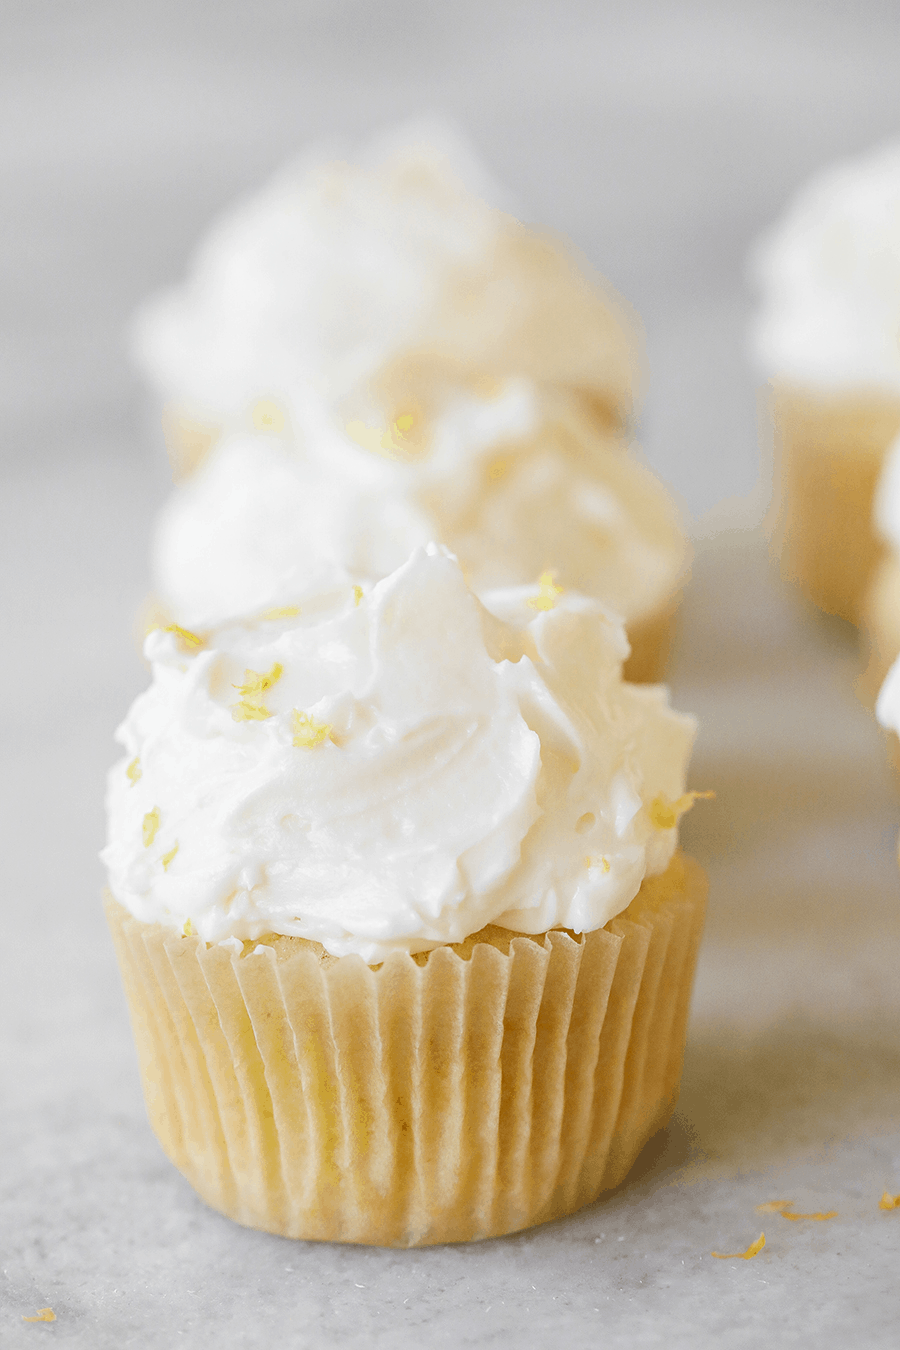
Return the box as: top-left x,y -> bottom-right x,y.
148,383 -> 687,684
750,141 -> 900,622
860,430 -> 900,699
132,120 -> 641,479
104,546 -> 706,1246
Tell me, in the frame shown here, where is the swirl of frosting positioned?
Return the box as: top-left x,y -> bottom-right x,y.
104,547 -> 696,961
151,386 -> 685,634
131,121 -> 638,438
750,140 -> 900,392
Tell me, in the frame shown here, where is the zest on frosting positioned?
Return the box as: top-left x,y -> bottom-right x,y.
103,547 -> 696,961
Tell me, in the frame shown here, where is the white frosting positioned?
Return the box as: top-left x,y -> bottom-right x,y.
876,639 -> 900,738
104,547 -> 696,961
750,140 -> 900,392
131,121 -> 637,432
152,388 -> 685,633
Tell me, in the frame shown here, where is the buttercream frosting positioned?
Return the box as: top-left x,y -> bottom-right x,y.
151,386 -> 685,634
104,547 -> 696,961
750,140 -> 900,392
131,120 -> 638,437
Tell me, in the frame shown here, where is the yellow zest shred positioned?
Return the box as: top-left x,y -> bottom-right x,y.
252,399 -> 286,433
292,709 -> 332,748
353,585 -> 364,607
649,789 -> 715,831
527,571 -> 563,612
183,918 -> 194,937
164,624 -> 204,650
584,856 -> 611,873
394,411 -> 415,434
142,808 -> 160,848
261,605 -> 300,621
879,1191 -> 900,1210
22,1309 -> 56,1323
126,757 -> 142,784
232,663 -> 283,721
712,1232 -> 765,1260
161,842 -> 179,871
757,1200 -> 837,1221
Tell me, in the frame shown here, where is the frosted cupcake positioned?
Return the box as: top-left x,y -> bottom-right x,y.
149,387 -> 686,684
750,141 -> 900,622
103,546 -> 707,1246
132,121 -> 640,479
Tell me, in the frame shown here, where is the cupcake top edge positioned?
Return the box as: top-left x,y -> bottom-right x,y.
102,545 -> 698,963
749,138 -> 900,394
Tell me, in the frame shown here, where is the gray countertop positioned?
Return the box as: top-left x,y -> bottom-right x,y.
3,3 -> 900,1345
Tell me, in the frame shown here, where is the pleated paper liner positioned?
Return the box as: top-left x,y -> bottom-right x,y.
768,383 -> 900,624
105,851 -> 707,1247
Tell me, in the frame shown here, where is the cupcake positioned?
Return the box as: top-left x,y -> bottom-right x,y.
132,121 -> 640,479
860,430 -> 900,700
103,546 -> 707,1246
149,389 -> 686,685
750,141 -> 900,622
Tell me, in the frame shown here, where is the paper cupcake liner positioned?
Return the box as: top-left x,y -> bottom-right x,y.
768,384 -> 900,623
105,853 -> 706,1247
860,552 -> 900,705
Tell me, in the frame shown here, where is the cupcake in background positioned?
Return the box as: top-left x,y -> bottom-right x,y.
103,545 -> 707,1246
149,386 -> 686,684
861,430 -> 900,700
750,140 -> 900,623
134,120 -> 688,681
132,119 -> 641,479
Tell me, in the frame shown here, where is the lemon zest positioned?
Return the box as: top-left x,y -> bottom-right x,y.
183,918 -> 194,937
291,709 -> 332,748
161,842 -> 179,871
22,1309 -> 56,1323
126,757 -> 142,785
252,399 -> 285,433
261,605 -> 300,621
353,585 -> 364,607
164,624 -> 204,650
712,1232 -> 765,1260
394,411 -> 415,433
142,808 -> 160,848
879,1191 -> 900,1210
758,1199 -> 837,1221
527,571 -> 563,612
649,789 -> 715,830
766,1204 -> 841,1225
232,663 -> 283,721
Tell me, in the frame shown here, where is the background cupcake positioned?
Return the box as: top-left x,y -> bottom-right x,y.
750,140 -> 900,623
103,546 -> 706,1246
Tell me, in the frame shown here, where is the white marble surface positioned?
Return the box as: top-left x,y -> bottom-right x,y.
3,3 -> 900,1346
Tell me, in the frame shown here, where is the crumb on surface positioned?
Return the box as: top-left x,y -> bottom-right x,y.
712,1232 -> 765,1260
879,1191 -> 900,1210
22,1309 -> 56,1323
757,1200 -> 837,1221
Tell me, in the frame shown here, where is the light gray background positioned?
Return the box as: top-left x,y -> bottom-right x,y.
3,2 -> 900,1346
